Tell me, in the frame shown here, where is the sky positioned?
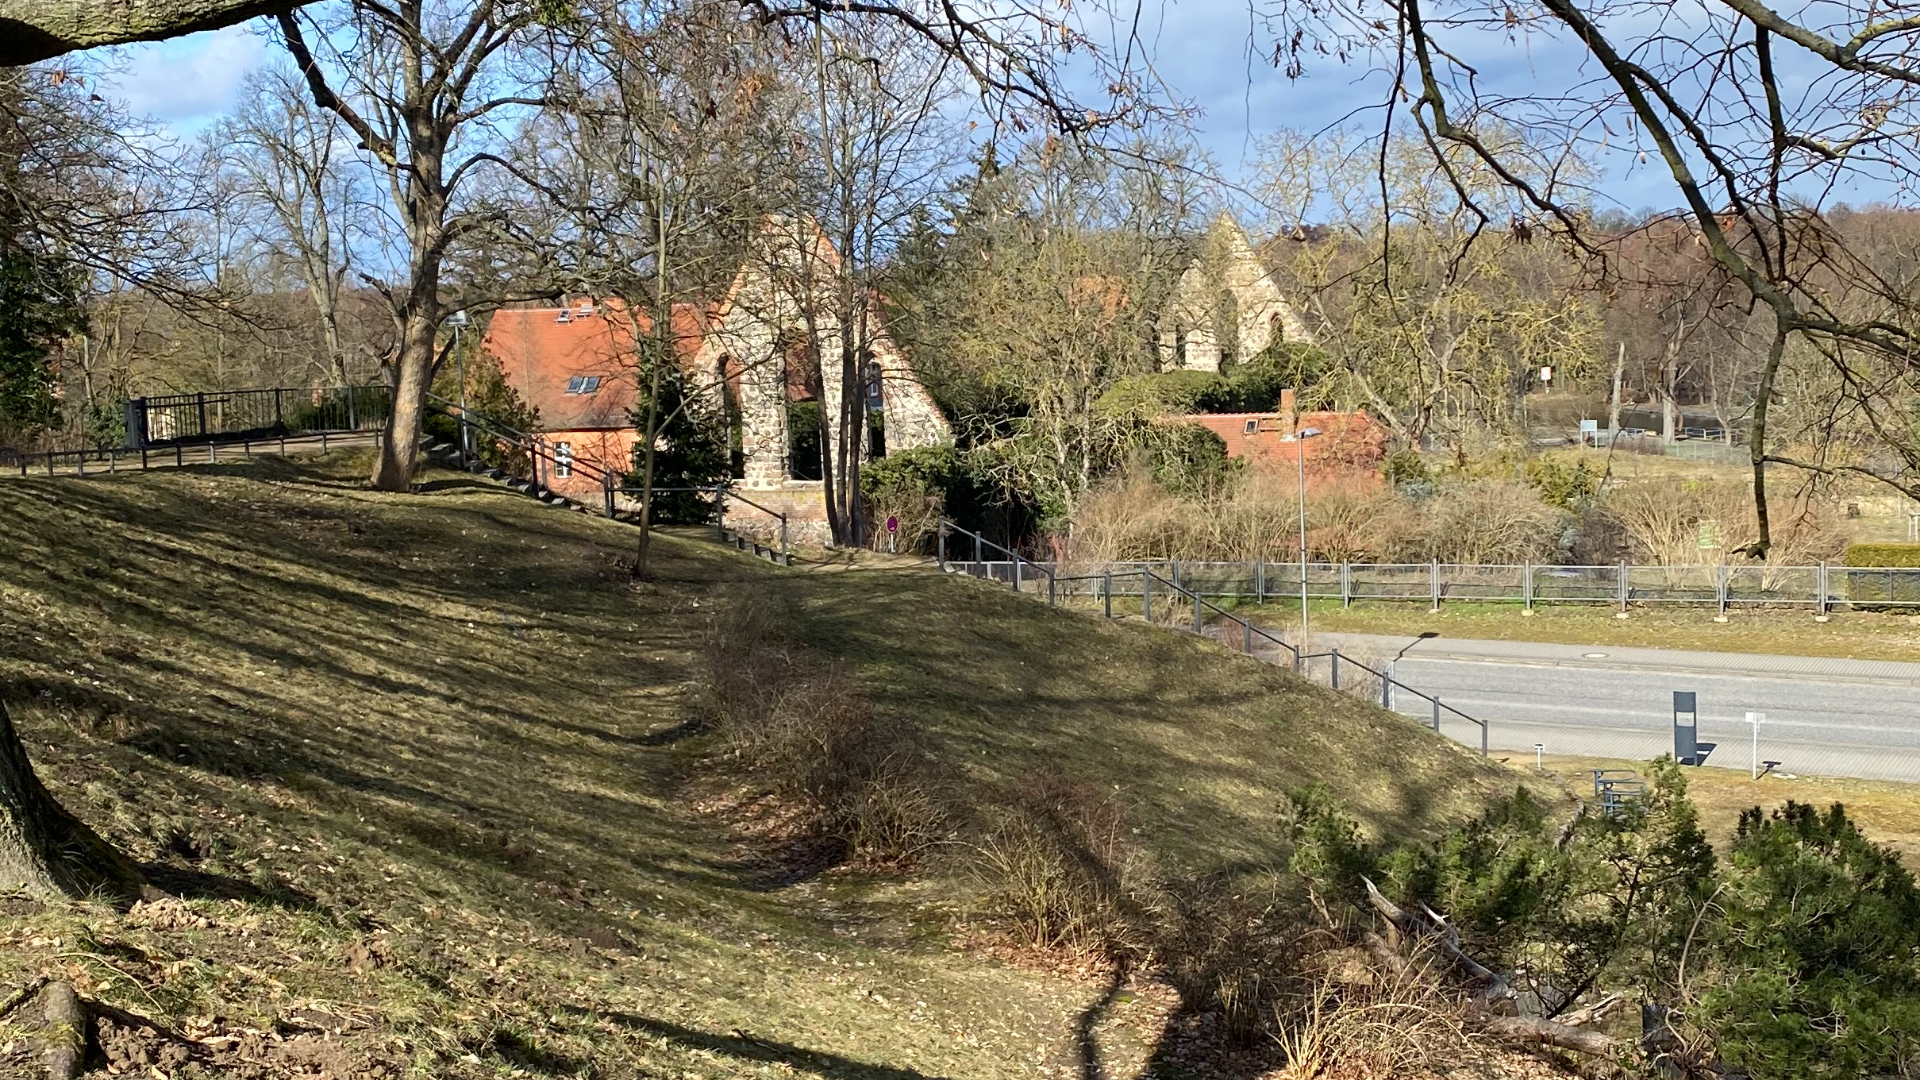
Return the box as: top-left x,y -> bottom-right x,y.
88,2 -> 1887,220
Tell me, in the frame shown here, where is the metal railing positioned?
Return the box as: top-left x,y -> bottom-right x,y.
126,384 -> 391,448
425,393 -> 620,519
621,485 -> 791,564
0,430 -> 381,478
936,520 -> 1490,755
936,556 -> 1920,612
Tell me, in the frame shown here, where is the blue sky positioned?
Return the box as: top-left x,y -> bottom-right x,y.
92,3 -> 1877,218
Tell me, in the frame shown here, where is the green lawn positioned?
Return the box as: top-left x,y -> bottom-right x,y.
1241,597 -> 1920,661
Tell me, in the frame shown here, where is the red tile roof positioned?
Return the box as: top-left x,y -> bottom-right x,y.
1185,409 -> 1388,470
482,300 -> 706,432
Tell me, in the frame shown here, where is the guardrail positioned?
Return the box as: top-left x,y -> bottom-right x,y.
936,520 -> 1490,755
623,485 -> 791,564
126,385 -> 391,448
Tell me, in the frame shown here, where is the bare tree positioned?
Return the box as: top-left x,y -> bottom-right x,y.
762,15 -> 962,546
219,65 -> 367,387
1274,0 -> 1920,554
544,0 -> 779,577
275,0 -> 569,491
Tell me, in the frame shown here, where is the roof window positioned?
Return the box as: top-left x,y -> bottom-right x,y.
565,375 -> 602,395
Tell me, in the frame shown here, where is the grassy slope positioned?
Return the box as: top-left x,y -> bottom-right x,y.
0,455 -> 1533,1079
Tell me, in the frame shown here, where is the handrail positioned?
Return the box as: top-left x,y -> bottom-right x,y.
424,393 -> 620,517
1295,648 -> 1488,755
936,518 -> 1056,596
946,540 -> 1488,756
619,483 -> 790,558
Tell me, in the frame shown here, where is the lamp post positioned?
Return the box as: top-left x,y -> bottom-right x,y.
1387,630 -> 1439,711
445,310 -> 471,461
1292,426 -> 1323,651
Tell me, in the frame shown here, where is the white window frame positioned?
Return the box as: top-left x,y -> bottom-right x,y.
553,441 -> 573,478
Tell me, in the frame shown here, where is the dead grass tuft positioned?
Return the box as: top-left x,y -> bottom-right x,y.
971,776 -> 1155,964
1275,947 -> 1484,1079
703,592 -> 952,865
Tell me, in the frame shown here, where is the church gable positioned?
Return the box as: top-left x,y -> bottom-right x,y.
1158,215 -> 1313,372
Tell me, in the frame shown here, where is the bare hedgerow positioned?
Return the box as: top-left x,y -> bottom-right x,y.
1274,947 -> 1483,1079
971,775 -> 1157,964
1151,871 -> 1318,1045
701,593 -> 951,865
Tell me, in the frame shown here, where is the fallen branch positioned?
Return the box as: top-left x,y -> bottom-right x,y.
1362,878 -> 1635,1061
1480,1014 -> 1620,1057
0,975 -> 49,1020
1557,993 -> 1625,1029
40,980 -> 85,1080
1363,877 -> 1510,1005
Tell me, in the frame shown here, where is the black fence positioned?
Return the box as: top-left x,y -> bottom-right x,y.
125,385 -> 391,449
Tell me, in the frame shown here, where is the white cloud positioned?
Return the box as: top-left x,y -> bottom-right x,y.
98,21 -> 271,132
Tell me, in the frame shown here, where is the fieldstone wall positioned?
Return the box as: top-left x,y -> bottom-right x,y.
701,215 -> 952,497
1158,215 -> 1314,371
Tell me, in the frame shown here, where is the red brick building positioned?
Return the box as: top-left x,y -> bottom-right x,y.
1184,389 -> 1388,485
481,299 -> 707,499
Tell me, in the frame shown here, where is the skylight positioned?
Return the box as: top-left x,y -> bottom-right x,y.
565,375 -> 602,395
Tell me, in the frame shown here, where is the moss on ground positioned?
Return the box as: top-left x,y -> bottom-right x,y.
0,453 -> 1544,1078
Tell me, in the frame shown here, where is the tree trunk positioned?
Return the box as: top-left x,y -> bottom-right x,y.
0,703 -> 145,904
371,309 -> 435,492
1609,342 -> 1625,438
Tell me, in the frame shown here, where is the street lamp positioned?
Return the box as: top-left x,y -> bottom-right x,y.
1388,631 -> 1439,711
1291,426 -> 1323,651
445,310 -> 471,461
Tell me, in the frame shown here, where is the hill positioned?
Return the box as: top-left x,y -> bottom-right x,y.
0,453 -> 1537,1078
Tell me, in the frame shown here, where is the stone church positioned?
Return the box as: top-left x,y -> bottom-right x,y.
1158,214 -> 1314,372
484,215 -> 950,545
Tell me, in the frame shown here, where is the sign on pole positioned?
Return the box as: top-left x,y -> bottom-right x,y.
1673,692 -> 1699,765
1747,711 -> 1765,779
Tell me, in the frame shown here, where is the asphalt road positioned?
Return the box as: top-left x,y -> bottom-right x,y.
1320,633 -> 1920,783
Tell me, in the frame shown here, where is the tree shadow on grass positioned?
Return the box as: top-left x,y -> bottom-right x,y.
570,1009 -> 953,1080
139,862 -> 318,910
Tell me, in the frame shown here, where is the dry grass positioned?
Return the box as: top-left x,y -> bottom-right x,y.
0,451 -> 1546,1079
1305,598 -> 1920,662
1273,951 -> 1483,1080
1524,753 -> 1920,865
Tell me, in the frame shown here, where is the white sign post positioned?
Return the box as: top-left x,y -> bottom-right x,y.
1748,711 -> 1765,779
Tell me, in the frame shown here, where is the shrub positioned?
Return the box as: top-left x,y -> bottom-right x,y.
1604,479 -> 1844,568
629,360 -> 729,525
1842,544 -> 1920,609
1703,802 -> 1920,1079
1844,542 -> 1920,567
1153,872 -> 1311,1045
1136,421 -> 1237,498
972,775 -> 1154,963
1381,448 -> 1433,494
703,594 -> 949,864
1524,456 -> 1602,510
1095,370 -> 1225,417
1408,480 -> 1570,565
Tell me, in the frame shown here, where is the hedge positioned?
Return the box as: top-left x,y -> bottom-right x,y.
1844,543 -> 1920,568
1843,544 -> 1920,607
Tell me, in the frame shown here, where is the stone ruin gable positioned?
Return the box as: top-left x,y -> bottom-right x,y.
1157,214 -> 1314,372
695,215 -> 952,490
